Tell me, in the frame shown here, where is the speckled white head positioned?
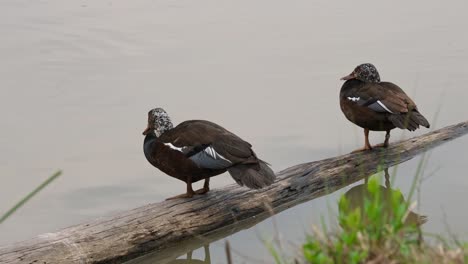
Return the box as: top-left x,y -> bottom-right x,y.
142,108 -> 174,137
341,63 -> 381,83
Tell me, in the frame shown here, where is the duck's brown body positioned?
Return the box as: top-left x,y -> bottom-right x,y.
340,79 -> 427,132
143,114 -> 275,199
340,80 -> 398,131
340,100 -> 395,132
339,63 -> 430,151
144,135 -> 227,183
144,120 -> 258,184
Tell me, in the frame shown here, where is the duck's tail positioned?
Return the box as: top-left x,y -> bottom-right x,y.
228,160 -> 276,189
388,110 -> 430,131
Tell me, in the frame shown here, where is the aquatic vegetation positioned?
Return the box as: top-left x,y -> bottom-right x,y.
0,171 -> 61,224
301,174 -> 466,264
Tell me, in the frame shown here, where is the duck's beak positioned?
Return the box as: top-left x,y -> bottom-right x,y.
142,126 -> 152,135
340,72 -> 355,81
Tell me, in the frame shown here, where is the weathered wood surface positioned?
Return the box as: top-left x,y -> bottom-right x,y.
1,121 -> 467,264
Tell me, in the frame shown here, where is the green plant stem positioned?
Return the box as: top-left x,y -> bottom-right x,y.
0,170 -> 62,224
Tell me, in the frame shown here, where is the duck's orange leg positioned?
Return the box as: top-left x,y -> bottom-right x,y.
352,128 -> 372,153
364,128 -> 373,149
195,178 -> 210,195
166,176 -> 195,200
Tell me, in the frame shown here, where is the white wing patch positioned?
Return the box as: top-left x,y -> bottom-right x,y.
165,142 -> 232,169
203,146 -> 231,163
376,100 -> 394,114
347,96 -> 360,102
190,146 -> 232,169
346,96 -> 396,114
164,142 -> 186,152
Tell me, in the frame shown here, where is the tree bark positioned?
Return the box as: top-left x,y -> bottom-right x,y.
1,121 -> 467,264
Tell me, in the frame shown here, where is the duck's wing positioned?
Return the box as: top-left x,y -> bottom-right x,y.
346,82 -> 416,114
159,120 -> 255,170
346,82 -> 429,130
375,82 -> 418,113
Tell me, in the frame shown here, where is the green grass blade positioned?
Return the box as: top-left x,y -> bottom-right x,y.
0,170 -> 62,224
265,240 -> 283,264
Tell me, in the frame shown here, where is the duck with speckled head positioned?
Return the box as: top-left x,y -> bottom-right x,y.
142,108 -> 276,200
339,63 -> 430,152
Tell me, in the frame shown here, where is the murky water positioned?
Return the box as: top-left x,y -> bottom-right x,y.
1,0 -> 467,263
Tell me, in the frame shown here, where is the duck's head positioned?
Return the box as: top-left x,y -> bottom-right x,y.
340,63 -> 381,83
142,108 -> 174,137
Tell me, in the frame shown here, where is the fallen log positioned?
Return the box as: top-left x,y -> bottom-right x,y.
1,121 -> 467,264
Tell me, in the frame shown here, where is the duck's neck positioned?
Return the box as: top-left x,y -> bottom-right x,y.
144,131 -> 159,145
143,131 -> 159,160
340,79 -> 363,94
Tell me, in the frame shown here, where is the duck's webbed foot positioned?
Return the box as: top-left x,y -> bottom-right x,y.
374,130 -> 391,148
351,145 -> 372,153
195,188 -> 209,195
166,191 -> 195,200
351,128 -> 373,153
195,178 -> 210,195
166,179 -> 195,200
373,142 -> 388,148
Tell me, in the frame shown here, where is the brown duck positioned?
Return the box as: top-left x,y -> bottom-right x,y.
142,108 -> 275,200
340,63 -> 430,151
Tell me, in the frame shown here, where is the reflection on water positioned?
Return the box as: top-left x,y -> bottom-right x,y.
343,169 -> 427,228
126,245 -> 212,264
168,245 -> 211,264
